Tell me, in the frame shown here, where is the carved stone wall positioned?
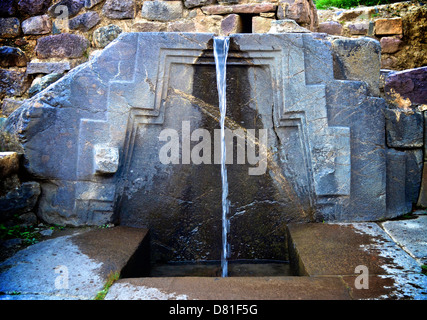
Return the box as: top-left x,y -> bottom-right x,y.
4,32 -> 417,261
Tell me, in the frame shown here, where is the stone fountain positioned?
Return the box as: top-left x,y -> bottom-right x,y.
4,32 -> 413,268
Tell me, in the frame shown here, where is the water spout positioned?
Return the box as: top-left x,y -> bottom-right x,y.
213,36 -> 230,277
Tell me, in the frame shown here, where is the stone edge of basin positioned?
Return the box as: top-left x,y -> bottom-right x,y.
100,222 -> 426,300
71,226 -> 150,280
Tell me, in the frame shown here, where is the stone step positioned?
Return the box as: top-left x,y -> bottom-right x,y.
105,276 -> 352,300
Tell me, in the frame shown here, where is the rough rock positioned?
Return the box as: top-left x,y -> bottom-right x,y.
84,0 -> 104,9
380,37 -> 402,54
18,0 -> 51,16
0,0 -> 16,17
193,13 -> 222,33
269,19 -> 311,33
22,14 -> 52,35
405,149 -> 423,205
94,145 -> 119,174
384,66 -> 427,107
220,13 -> 242,36
47,0 -> 84,19
35,33 -> 89,59
252,16 -> 273,34
202,3 -> 277,15
385,109 -> 424,148
0,46 -> 27,67
277,0 -> 318,31
0,17 -> 20,38
0,68 -> 30,99
1,98 -> 24,117
69,11 -> 100,31
375,17 -> 403,35
28,73 -> 64,97
347,22 -> 368,35
92,24 -> 122,48
184,0 -> 214,9
141,1 -> 183,22
167,20 -> 195,32
386,148 -> 410,215
318,21 -> 342,35
132,21 -> 166,32
331,37 -> 381,96
26,61 -> 71,75
102,0 -> 135,19
0,152 -> 20,179
0,182 -> 41,219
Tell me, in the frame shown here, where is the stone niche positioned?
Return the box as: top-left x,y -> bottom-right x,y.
4,32 -> 406,262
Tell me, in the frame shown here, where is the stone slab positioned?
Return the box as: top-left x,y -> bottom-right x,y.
382,216 -> 427,265
26,61 -> 71,75
287,222 -> 427,299
105,276 -> 352,300
0,226 -> 149,299
287,222 -> 422,276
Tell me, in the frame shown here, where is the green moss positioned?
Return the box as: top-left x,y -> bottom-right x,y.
94,271 -> 120,300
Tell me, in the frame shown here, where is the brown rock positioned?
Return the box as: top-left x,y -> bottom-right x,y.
277,0 -> 318,31
0,46 -> 27,67
252,16 -> 273,34
318,21 -> 342,36
184,0 -> 214,9
35,33 -> 89,59
22,15 -> 52,35
375,18 -> 403,36
140,1 -> 183,22
0,152 -> 20,179
1,98 -> 23,117
269,19 -> 311,33
0,0 -> 16,17
167,20 -> 196,32
0,17 -> 20,38
220,13 -> 242,36
380,37 -> 402,54
194,14 -> 222,33
132,21 -> 166,32
0,68 -> 30,99
202,3 -> 277,15
347,22 -> 368,35
69,11 -> 100,31
102,0 -> 135,20
18,0 -> 52,16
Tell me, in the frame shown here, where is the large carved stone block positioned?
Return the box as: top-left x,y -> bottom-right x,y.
4,32 -> 401,261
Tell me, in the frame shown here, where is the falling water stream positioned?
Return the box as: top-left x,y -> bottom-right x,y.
213,36 -> 230,277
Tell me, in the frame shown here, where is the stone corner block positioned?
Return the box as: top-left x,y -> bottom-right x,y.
94,145 -> 119,175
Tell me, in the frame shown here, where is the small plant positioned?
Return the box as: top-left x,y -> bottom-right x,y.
0,224 -> 41,245
50,224 -> 65,231
314,0 -> 402,10
94,271 -> 120,300
421,265 -> 427,275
